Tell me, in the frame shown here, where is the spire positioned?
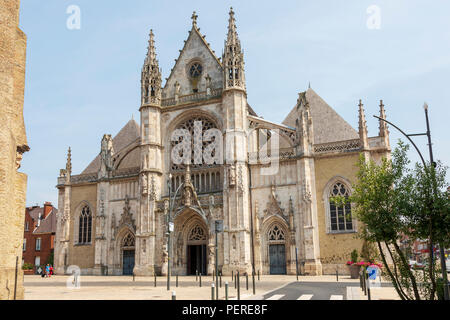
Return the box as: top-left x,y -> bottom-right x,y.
378,100 -> 390,150
65,147 -> 72,183
358,99 -> 369,150
378,100 -> 388,137
226,7 -> 239,46
223,7 -> 246,91
141,29 -> 162,106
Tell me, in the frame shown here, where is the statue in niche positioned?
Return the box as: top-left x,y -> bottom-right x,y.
205,74 -> 212,95
174,81 -> 181,101
141,174 -> 148,195
228,165 -> 236,186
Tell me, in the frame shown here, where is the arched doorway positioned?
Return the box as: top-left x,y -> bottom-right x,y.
121,232 -> 135,275
268,225 -> 287,274
186,224 -> 208,275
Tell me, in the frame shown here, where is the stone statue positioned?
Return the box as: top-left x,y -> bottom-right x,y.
141,174 -> 148,195
228,165 -> 236,186
174,81 -> 181,101
183,188 -> 192,207
205,74 -> 212,95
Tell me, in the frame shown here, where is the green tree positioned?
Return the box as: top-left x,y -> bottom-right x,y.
333,141 -> 449,300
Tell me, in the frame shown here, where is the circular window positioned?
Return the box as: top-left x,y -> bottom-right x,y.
189,63 -> 203,78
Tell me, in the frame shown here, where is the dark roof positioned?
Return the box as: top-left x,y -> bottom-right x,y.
81,119 -> 140,174
34,208 -> 58,234
27,206 -> 43,222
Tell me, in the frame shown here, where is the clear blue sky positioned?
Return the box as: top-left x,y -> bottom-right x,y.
19,0 -> 450,206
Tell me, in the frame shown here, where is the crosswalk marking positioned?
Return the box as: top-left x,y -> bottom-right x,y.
297,294 -> 313,300
330,295 -> 343,300
266,294 -> 285,300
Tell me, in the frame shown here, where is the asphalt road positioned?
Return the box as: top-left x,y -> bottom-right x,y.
262,281 -> 393,300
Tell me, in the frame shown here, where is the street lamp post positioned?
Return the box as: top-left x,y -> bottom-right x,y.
215,220 -> 223,300
166,173 -> 184,291
373,103 -> 449,300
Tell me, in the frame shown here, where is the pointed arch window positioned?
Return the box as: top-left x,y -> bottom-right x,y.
188,224 -> 207,241
328,182 -> 354,232
122,232 -> 135,249
268,225 -> 285,242
78,206 -> 92,244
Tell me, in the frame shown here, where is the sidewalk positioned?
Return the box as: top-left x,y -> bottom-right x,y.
23,274 -> 388,300
346,283 -> 400,300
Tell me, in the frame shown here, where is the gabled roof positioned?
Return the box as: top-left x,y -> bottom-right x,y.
282,88 -> 358,144
162,21 -> 223,97
81,119 -> 140,174
34,208 -> 57,234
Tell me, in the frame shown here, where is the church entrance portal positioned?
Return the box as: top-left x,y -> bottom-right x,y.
269,244 -> 286,275
122,250 -> 135,275
187,244 -> 207,275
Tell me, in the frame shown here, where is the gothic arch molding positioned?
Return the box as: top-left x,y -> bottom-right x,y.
260,216 -> 292,274
322,176 -> 357,234
72,200 -> 94,245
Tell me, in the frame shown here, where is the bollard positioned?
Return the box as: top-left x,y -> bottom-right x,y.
364,271 -> 367,296
176,274 -> 178,287
220,273 -> 222,288
172,291 -> 176,300
196,270 -> 198,282
211,283 -> 215,300
366,272 -> 371,300
232,270 -> 234,281
237,271 -> 240,300
252,272 -> 256,295
246,273 -> 249,291
133,272 -> 135,282
258,270 -> 260,281
199,273 -> 202,287
154,273 -> 157,287
234,272 -> 237,289
225,281 -> 229,300
336,268 -> 338,282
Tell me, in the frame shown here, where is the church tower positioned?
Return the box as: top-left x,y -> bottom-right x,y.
221,8 -> 252,275
135,29 -> 163,276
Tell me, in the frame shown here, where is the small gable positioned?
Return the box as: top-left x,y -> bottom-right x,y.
162,26 -> 223,99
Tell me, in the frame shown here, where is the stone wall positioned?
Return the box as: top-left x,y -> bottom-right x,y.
0,0 -> 28,300
314,153 -> 364,273
67,184 -> 97,271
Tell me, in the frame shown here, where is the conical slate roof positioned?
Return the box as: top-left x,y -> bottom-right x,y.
81,119 -> 140,174
282,88 -> 358,144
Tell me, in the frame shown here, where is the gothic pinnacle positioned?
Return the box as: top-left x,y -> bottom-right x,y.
226,7 -> 239,45
379,99 -> 388,137
66,146 -> 72,174
145,29 -> 157,65
358,100 -> 369,147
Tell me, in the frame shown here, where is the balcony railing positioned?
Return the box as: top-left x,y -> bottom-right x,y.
161,88 -> 223,107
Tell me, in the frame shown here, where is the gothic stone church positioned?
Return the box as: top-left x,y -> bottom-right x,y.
54,9 -> 391,276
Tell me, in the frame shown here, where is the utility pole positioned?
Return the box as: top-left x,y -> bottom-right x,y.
424,104 -> 449,301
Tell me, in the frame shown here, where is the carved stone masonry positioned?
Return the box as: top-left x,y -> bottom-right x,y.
118,196 -> 136,231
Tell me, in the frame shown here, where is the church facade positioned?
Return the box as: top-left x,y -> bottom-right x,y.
54,9 -> 391,276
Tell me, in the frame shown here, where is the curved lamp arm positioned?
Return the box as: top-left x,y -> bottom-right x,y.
373,115 -> 427,168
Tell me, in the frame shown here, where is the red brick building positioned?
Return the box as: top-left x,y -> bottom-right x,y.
23,202 -> 57,273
